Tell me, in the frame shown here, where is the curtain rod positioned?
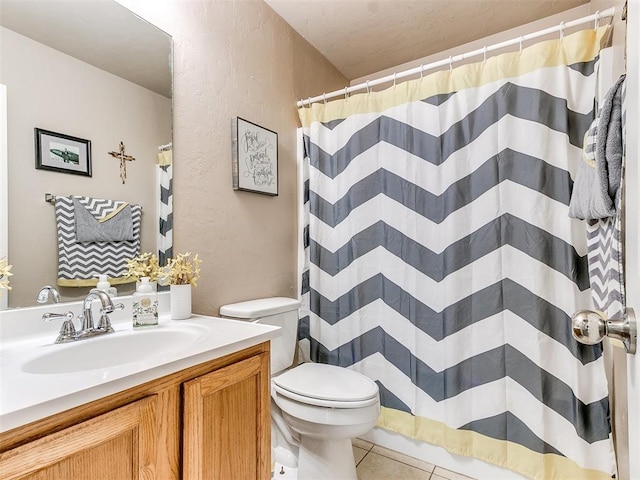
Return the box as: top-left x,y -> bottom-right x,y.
296,7 -> 616,108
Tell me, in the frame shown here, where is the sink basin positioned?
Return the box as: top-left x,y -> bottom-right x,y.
0,307 -> 282,434
21,327 -> 202,374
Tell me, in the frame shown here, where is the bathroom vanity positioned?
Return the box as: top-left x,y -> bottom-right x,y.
0,296 -> 279,479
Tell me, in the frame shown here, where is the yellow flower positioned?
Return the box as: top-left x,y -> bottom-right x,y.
125,252 -> 161,282
0,257 -> 13,293
162,252 -> 202,287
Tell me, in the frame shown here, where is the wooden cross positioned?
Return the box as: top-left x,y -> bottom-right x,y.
107,142 -> 135,184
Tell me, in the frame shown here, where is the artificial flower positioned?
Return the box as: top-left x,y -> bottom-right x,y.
162,252 -> 202,287
125,252 -> 162,282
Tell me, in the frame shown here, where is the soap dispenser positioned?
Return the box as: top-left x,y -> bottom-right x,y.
132,277 -> 158,328
96,274 -> 118,297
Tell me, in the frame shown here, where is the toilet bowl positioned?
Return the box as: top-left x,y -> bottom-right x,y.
273,363 -> 379,479
220,298 -> 381,480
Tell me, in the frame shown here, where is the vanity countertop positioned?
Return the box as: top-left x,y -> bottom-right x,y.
0,296 -> 280,433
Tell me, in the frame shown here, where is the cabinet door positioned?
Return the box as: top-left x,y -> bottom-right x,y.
183,353 -> 270,480
0,396 -> 157,480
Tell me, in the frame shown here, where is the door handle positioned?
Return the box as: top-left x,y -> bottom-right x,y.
571,308 -> 637,354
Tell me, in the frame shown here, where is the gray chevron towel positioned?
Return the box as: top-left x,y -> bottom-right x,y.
586,76 -> 626,318
55,196 -> 141,287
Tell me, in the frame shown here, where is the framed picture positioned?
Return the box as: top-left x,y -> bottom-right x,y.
231,117 -> 278,196
35,128 -> 92,177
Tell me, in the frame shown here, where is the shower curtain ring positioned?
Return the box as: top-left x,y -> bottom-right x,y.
420,64 -> 424,80
308,97 -> 312,107
449,56 -> 453,72
366,80 -> 371,93
483,46 -> 487,62
519,36 -> 524,54
344,86 -> 349,100
393,72 -> 397,87
594,10 -> 600,29
559,21 -> 565,40
323,93 -> 327,104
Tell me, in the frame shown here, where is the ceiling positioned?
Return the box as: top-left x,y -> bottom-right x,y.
0,0 -> 591,94
0,0 -> 172,97
265,0 -> 590,80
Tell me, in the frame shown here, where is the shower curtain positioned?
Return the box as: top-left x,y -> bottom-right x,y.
298,27 -> 614,480
157,146 -> 173,265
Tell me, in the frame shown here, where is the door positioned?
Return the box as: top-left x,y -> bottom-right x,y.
625,1 -> 640,479
0,396 -> 158,480
0,84 -> 7,311
182,353 -> 270,480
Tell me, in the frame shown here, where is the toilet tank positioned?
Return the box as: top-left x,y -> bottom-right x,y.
219,297 -> 301,375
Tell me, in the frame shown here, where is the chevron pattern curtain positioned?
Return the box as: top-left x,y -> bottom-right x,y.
157,148 -> 173,266
298,27 -> 614,480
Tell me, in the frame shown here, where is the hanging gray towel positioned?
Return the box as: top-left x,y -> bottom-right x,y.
568,118 -> 607,218
73,197 -> 134,242
569,75 -> 626,220
585,76 -> 626,319
55,196 -> 141,287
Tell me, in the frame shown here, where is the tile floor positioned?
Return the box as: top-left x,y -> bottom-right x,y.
353,438 -> 477,480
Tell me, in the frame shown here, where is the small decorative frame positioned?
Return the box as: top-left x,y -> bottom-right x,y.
35,128 -> 92,177
231,117 -> 278,196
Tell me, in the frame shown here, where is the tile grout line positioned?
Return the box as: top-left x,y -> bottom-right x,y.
354,441 -> 470,480
369,449 -> 436,474
356,450 -> 437,477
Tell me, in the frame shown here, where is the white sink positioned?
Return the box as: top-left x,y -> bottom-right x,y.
21,326 -> 203,374
0,297 -> 281,434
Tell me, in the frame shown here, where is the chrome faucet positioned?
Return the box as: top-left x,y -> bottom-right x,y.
36,285 -> 61,304
42,289 -> 124,344
80,289 -> 123,334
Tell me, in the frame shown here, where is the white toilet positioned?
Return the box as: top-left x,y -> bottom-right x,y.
219,297 -> 380,480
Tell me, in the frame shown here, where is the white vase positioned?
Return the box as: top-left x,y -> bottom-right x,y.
170,284 -> 192,320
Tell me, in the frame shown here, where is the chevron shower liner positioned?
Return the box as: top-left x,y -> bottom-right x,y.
298,27 -> 614,480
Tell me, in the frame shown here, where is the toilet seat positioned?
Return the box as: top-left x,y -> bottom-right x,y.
273,384 -> 379,408
272,363 -> 379,409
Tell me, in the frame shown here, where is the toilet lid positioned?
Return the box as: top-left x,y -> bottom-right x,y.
272,363 -> 378,403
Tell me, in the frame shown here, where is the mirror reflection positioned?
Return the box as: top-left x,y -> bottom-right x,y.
0,0 -> 172,309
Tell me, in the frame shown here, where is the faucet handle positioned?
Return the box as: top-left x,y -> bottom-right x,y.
42,311 -> 77,343
42,311 -> 74,323
100,302 -> 125,314
96,303 -> 123,334
59,318 -> 78,339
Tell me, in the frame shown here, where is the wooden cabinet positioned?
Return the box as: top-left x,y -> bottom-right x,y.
183,354 -> 270,479
0,342 -> 271,480
0,397 -> 157,480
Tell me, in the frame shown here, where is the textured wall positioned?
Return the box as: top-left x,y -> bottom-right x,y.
118,0 -> 347,314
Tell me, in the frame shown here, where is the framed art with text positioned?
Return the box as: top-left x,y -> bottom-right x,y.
231,117 -> 278,196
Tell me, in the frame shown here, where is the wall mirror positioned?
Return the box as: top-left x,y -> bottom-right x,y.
0,0 -> 172,309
